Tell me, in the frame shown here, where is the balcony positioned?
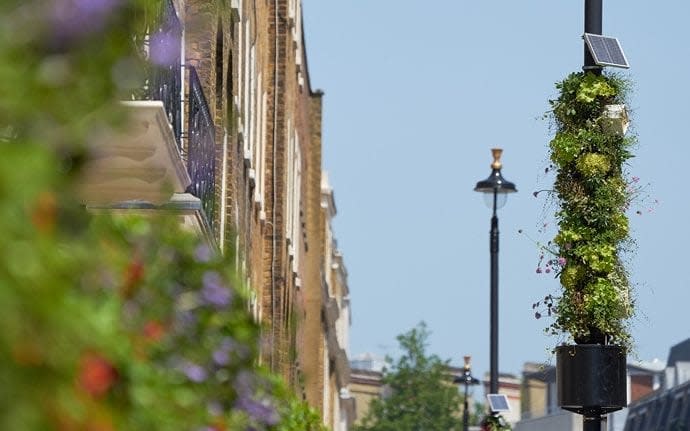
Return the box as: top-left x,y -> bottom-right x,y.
78,0 -> 217,243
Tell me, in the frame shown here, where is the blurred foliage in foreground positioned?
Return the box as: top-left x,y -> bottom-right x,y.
0,0 -> 326,429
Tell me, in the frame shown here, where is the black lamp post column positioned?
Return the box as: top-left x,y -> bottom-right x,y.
583,2 -> 605,430
489,199 -> 499,396
454,355 -> 479,431
474,149 -> 517,403
584,0 -> 603,73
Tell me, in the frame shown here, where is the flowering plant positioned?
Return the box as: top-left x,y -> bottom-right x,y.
0,0 -> 329,429
536,72 -> 639,347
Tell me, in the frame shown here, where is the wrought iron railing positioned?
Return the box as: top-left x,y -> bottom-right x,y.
186,66 -> 216,229
134,1 -> 216,229
147,0 -> 182,143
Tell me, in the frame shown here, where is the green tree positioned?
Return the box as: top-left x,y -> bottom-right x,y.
356,323 -> 463,431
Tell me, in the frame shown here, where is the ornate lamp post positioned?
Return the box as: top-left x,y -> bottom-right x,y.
454,355 -> 480,431
474,149 -> 517,397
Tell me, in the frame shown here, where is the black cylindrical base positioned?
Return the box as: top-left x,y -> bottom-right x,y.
583,414 -> 603,431
557,344 -> 626,415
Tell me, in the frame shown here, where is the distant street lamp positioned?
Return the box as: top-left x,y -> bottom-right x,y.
474,149 -> 517,397
454,355 -> 480,431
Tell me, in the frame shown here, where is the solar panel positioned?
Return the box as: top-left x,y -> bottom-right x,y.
487,394 -> 511,412
584,33 -> 630,69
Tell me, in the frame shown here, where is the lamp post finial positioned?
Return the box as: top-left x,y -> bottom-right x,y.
491,148 -> 503,169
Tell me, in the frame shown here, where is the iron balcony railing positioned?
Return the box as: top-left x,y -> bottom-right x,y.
147,0 -> 182,143
186,66 -> 216,230
137,0 -> 217,229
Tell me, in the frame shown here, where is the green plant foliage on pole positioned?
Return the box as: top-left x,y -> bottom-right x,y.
355,323 -> 469,431
539,72 -> 637,348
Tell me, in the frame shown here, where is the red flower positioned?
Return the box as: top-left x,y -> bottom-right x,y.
121,257 -> 144,298
78,352 -> 118,398
143,320 -> 166,342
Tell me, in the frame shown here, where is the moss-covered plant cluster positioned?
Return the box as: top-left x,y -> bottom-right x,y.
482,414 -> 512,431
546,72 -> 636,347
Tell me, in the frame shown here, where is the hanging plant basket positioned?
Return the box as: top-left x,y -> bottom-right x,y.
537,72 -> 637,348
556,344 -> 627,415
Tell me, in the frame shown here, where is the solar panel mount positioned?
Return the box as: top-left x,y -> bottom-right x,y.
584,33 -> 630,69
487,394 -> 511,412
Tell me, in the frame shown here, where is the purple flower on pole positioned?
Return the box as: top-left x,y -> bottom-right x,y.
182,362 -> 207,383
149,30 -> 180,66
545,268 -> 551,274
536,267 -> 543,274
201,271 -> 232,308
558,257 -> 567,266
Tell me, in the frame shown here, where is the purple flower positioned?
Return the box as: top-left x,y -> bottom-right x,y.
182,362 -> 207,383
212,337 -> 241,366
536,267 -> 543,274
558,257 -> 567,266
50,0 -> 121,42
632,176 -> 640,183
201,271 -> 232,308
236,396 -> 279,426
149,30 -> 181,66
545,268 -> 551,274
174,309 -> 197,332
213,348 -> 230,366
234,370 -> 255,397
194,244 -> 212,263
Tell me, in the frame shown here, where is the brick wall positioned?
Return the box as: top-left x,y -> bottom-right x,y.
178,0 -> 349,422
630,374 -> 654,402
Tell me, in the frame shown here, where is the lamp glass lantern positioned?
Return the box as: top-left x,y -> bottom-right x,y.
474,148 -> 517,209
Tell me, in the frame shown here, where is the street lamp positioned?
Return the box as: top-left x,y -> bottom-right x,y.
454,355 -> 480,431
474,148 -> 517,397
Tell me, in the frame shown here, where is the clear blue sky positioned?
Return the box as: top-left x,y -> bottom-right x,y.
302,0 -> 690,378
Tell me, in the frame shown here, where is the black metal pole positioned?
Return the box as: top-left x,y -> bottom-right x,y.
463,382 -> 470,431
489,190 -> 499,396
584,0 -> 603,72
583,414 -> 603,431
582,4 -> 603,429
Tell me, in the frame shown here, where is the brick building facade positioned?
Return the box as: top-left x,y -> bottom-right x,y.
79,0 -> 352,426
182,0 -> 352,419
